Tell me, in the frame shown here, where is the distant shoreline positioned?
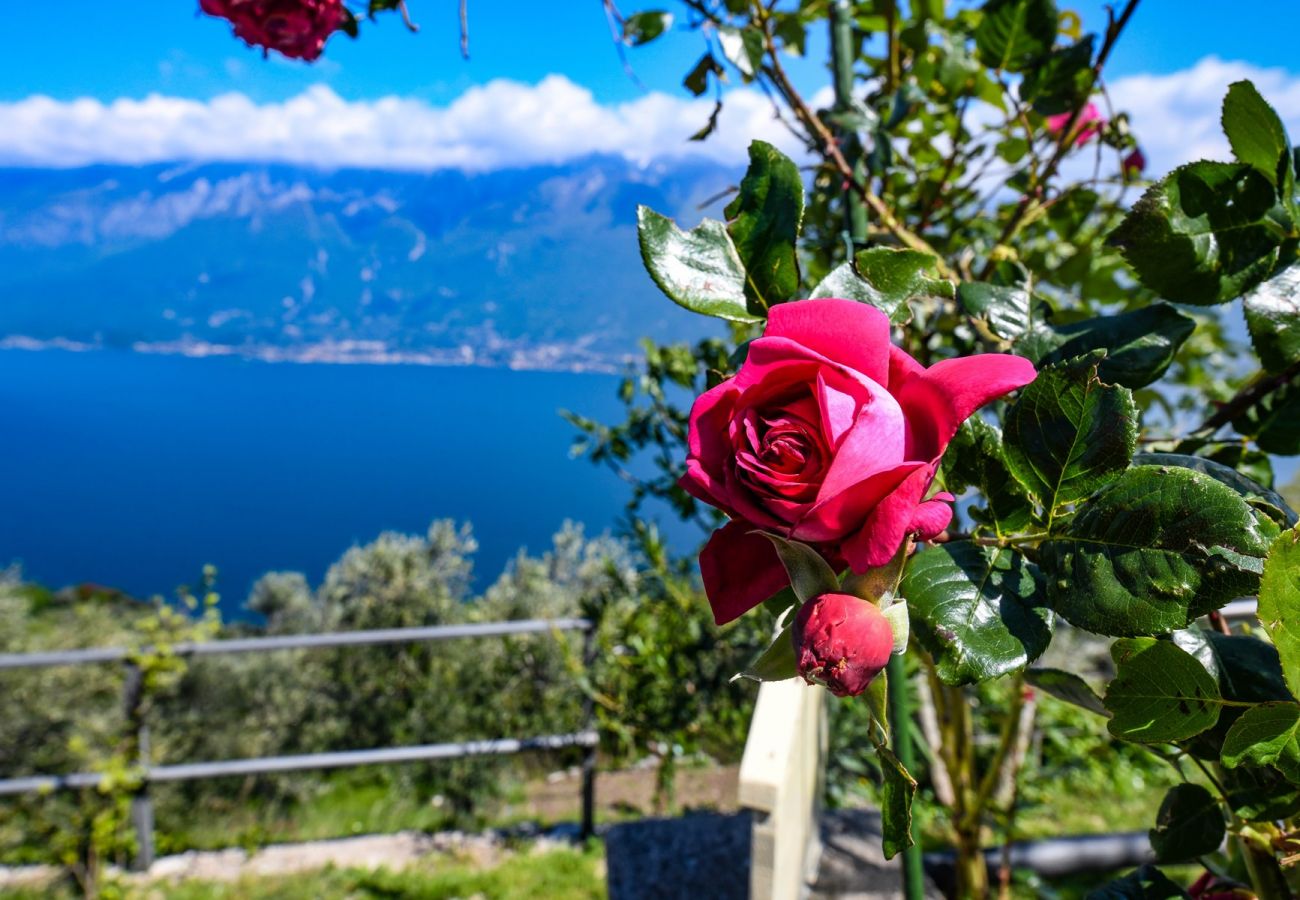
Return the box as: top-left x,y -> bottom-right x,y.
0,335 -> 632,375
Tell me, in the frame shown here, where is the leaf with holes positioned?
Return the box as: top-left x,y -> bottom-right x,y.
1041,466 -> 1278,636
1104,639 -> 1222,743
901,542 -> 1053,686
1003,353 -> 1137,515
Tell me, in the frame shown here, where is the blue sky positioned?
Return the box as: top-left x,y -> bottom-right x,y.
3,1 -> 1295,104
1,2 -> 1298,177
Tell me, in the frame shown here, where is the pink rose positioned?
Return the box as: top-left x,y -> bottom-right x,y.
1046,102 -> 1104,147
681,298 -> 1035,625
200,0 -> 345,61
793,593 -> 894,697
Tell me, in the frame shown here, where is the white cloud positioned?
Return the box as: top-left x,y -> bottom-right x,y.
0,75 -> 804,171
1110,56 -> 1300,175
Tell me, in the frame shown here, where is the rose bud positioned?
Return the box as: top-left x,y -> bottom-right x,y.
1122,147 -> 1146,177
792,592 -> 895,697
200,0 -> 346,62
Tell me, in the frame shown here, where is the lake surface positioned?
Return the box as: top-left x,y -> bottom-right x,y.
0,349 -> 662,611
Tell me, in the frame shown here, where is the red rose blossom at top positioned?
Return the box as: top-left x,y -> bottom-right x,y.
680,298 -> 1036,626
1046,102 -> 1104,147
200,0 -> 345,61
793,593 -> 894,697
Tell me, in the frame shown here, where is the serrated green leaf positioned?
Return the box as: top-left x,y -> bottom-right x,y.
1221,702 -> 1300,783
974,0 -> 1057,73
636,206 -> 760,324
1020,36 -> 1095,115
1042,466 -> 1277,636
1222,80 -> 1292,187
877,745 -> 916,860
716,25 -> 763,81
761,533 -> 840,604
1024,667 -> 1108,716
725,141 -> 804,312
1029,303 -> 1197,389
901,542 -> 1053,686
1133,452 -> 1296,527
941,417 -> 1033,536
1110,161 -> 1280,305
1244,261 -> 1300,373
1177,629 -> 1292,761
810,248 -> 950,325
1085,865 -> 1190,899
1258,527 -> 1300,702
1149,783 -> 1225,863
622,10 -> 672,45
958,281 -> 1032,342
1003,354 -> 1138,516
1104,638 -> 1222,743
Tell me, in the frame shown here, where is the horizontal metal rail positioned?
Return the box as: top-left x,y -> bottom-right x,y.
0,618 -> 592,671
0,731 -> 598,796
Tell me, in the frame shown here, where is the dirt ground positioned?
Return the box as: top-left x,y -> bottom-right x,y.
508,762 -> 741,823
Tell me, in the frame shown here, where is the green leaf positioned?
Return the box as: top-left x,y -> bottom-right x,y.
1110,161 -> 1280,305
1104,638 -> 1222,743
1024,667 -> 1108,716
941,417 -> 1033,536
761,534 -> 840,604
1029,303 -> 1197,389
1085,865 -> 1190,899
1222,80 -> 1292,187
1233,372 -> 1300,454
901,542 -> 1053,686
1221,702 -> 1300,783
1259,527 -> 1300,702
882,601 -> 909,654
1133,452 -> 1296,527
636,206 -> 760,324
622,11 -> 672,45
877,745 -> 916,860
1177,629 -> 1292,761
1149,783 -> 1225,863
1003,354 -> 1138,515
725,141 -> 805,312
1020,36 -> 1095,115
716,26 -> 764,81
812,248 -> 951,325
1244,261 -> 1300,373
958,281 -> 1032,342
683,53 -> 723,97
974,0 -> 1057,73
736,622 -> 798,683
1042,466 -> 1277,636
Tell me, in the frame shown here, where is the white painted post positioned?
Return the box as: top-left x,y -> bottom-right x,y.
739,678 -> 827,900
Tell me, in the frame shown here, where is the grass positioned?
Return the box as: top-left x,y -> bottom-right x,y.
0,842 -> 607,900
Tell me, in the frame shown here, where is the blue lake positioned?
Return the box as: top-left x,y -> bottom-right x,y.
0,349 -> 672,612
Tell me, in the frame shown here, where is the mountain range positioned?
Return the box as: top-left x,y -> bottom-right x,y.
0,158 -> 737,371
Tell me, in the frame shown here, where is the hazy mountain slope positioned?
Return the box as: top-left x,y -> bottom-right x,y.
0,159 -> 736,369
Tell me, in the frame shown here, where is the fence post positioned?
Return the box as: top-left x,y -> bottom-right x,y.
121,662 -> 155,871
579,622 -> 597,841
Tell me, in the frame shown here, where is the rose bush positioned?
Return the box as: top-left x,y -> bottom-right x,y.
792,592 -> 894,697
199,0 -> 345,61
680,298 -> 1034,625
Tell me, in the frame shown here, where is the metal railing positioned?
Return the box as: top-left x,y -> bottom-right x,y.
0,618 -> 599,869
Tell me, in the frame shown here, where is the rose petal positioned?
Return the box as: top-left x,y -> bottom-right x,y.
894,354 -> 1037,459
816,370 -> 860,448
794,461 -> 926,543
699,521 -> 793,626
910,492 -> 955,540
815,377 -> 907,502
840,463 -> 939,570
887,344 -> 926,392
763,298 -> 891,385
